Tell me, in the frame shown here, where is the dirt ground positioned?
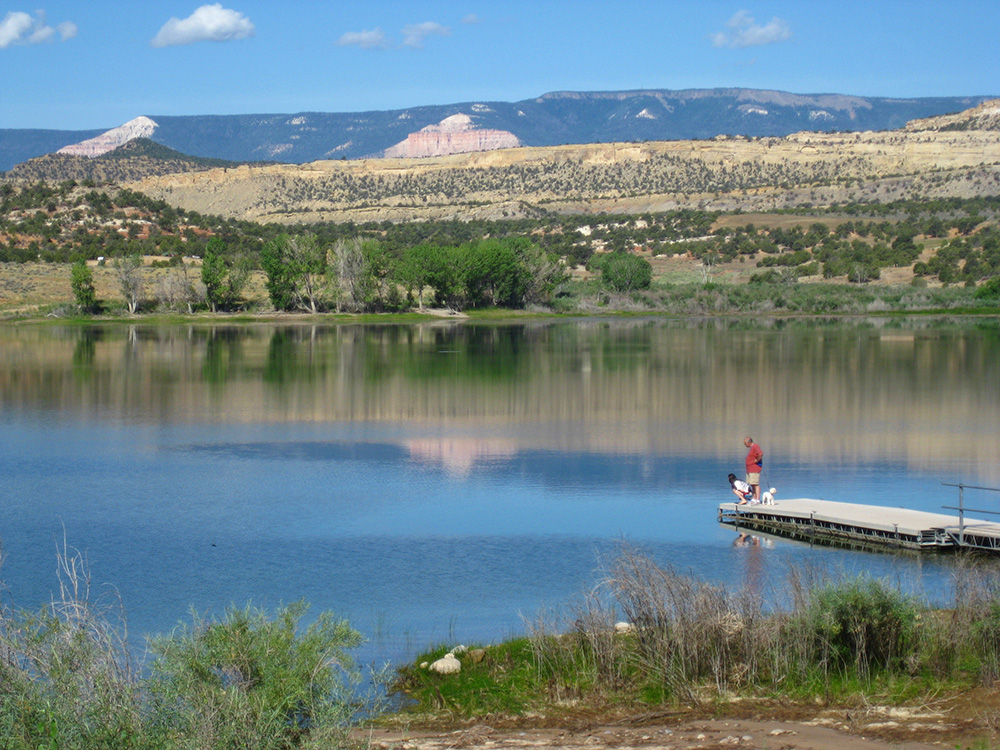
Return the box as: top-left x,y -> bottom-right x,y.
363,693 -> 1000,750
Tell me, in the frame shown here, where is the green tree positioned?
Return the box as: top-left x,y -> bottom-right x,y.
261,233 -> 328,313
396,244 -> 439,309
599,252 -> 652,292
461,239 -> 528,308
201,237 -> 250,312
974,275 -> 1000,301
200,237 -> 228,312
261,234 -> 296,311
70,260 -> 98,314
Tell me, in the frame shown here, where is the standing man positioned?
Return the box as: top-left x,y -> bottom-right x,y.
743,436 -> 764,503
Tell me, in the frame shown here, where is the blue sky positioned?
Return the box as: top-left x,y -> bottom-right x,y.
2,1 -> 998,130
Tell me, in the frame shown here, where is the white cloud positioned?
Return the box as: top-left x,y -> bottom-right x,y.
337,28 -> 389,49
711,10 -> 791,49
401,21 -> 450,48
461,14 -> 481,24
151,3 -> 255,48
0,10 -> 76,49
338,20 -> 451,50
57,21 -> 78,41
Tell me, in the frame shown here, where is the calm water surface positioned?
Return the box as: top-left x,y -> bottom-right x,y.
1,317 -> 998,665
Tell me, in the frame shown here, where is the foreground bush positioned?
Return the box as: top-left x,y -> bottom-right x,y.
148,602 -> 364,749
0,547 -> 371,750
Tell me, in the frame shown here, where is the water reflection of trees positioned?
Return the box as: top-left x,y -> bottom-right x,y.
0,319 -> 997,477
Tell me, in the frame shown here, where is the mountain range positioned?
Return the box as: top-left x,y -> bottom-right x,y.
1,88 -> 994,173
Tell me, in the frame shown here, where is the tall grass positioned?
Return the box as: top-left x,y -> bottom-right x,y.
398,545 -> 1000,717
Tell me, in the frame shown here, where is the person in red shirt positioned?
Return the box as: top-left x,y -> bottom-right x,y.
743,436 -> 764,503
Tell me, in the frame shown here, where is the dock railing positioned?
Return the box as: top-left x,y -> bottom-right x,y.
942,482 -> 1000,547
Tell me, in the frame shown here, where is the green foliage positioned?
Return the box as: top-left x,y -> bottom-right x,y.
148,601 -> 363,749
594,252 -> 652,292
974,275 -> 1000,300
69,260 -> 98,314
396,641 -> 542,716
0,542 -> 372,749
201,236 -> 249,312
393,237 -> 562,311
260,234 -> 298,311
803,578 -> 918,677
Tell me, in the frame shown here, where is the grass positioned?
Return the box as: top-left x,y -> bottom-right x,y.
390,545 -> 1000,723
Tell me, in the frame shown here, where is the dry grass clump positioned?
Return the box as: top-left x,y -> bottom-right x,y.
509,545 -> 1000,712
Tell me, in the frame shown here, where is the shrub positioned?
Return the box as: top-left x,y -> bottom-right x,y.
148,601 -> 364,749
0,545 -> 372,749
974,275 -> 1000,300
70,259 -> 98,314
803,578 -> 917,678
599,253 -> 652,292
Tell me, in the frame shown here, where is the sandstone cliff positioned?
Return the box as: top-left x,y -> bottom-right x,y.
381,114 -> 521,158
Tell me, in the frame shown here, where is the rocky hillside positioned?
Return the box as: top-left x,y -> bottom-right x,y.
906,98 -> 1000,132
1,88 -> 993,171
123,101 -> 1000,224
7,139 -> 250,183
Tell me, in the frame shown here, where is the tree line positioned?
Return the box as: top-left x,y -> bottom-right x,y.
69,234 -> 572,315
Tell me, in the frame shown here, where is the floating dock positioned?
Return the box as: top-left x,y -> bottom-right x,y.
718,498 -> 1000,552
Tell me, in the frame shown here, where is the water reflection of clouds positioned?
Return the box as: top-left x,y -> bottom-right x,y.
405,437 -> 517,477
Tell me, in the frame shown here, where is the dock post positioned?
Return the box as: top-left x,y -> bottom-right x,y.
959,484 -> 966,546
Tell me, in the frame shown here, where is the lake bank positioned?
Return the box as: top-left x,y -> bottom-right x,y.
379,549 -> 1000,748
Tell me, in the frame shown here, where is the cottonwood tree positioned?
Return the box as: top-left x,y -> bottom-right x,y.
287,234 -> 327,313
331,237 -> 388,312
201,237 -> 250,312
157,264 -> 198,313
70,260 -> 98,314
261,233 -> 327,313
112,253 -> 143,314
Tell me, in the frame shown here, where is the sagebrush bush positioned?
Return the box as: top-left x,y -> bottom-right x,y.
0,546 -> 372,750
800,578 -> 918,678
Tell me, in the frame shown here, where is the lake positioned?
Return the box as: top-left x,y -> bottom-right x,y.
1,316 -> 998,667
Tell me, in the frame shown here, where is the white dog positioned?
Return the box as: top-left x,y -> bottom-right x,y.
762,487 -> 777,505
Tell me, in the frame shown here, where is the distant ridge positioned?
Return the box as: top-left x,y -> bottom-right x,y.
122,100 -> 1000,225
7,138 -> 250,183
1,88 -> 995,172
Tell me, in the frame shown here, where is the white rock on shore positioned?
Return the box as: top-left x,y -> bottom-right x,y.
428,653 -> 461,674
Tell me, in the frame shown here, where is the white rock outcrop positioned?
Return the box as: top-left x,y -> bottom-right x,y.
58,116 -> 159,158
382,114 -> 520,158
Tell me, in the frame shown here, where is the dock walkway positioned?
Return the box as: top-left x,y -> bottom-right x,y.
718,497 -> 1000,551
